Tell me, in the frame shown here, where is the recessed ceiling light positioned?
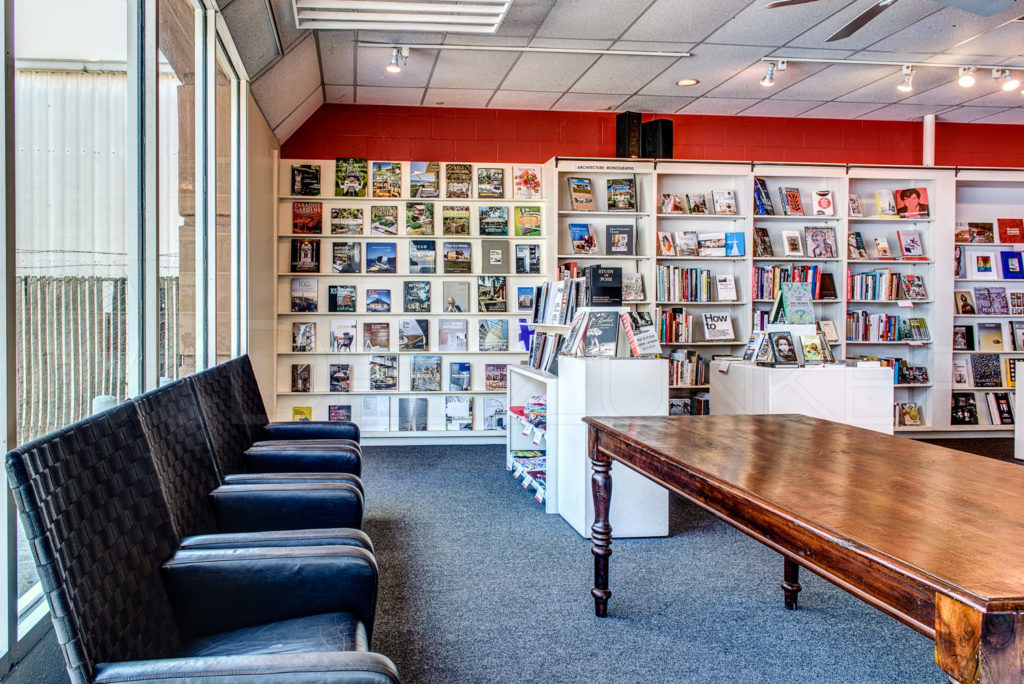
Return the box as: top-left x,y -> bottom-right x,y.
675,78 -> 699,87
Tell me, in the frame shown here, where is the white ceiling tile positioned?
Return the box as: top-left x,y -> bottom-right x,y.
969,108 -> 1024,124
429,49 -> 519,89
770,63 -> 896,101
355,86 -> 425,106
356,46 -> 437,88
899,78 -> 1004,106
353,30 -> 445,44
620,0 -> 751,44
570,54 -> 677,94
488,90 -> 562,109
612,40 -> 697,54
318,31 -> 354,85
787,0 -> 939,51
960,85 -> 1024,107
551,92 -> 628,111
270,0 -> 307,50
423,88 -> 494,108
221,0 -> 279,78
837,65 -> 953,104
856,103 -> 949,120
501,52 -> 599,92
937,106 -> 1013,122
950,21 -> 1024,58
738,99 -> 819,118
868,5 -> 1024,53
797,101 -> 886,119
535,0 -> 648,40
704,60 -> 829,99
619,94 -> 696,113
847,50 -> 940,63
639,44 -> 772,97
273,87 -> 322,143
250,35 -> 321,127
528,38 -> 613,49
324,85 -> 354,103
495,0 -> 558,37
706,1 -> 849,47
677,98 -> 761,116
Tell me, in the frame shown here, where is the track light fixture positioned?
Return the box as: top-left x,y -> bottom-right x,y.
761,60 -> 786,87
897,65 -> 914,93
385,47 -> 409,74
957,66 -> 976,88
994,68 -> 1021,92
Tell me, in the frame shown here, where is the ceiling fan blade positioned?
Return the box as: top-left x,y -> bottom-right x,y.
766,0 -> 824,8
827,0 -> 900,42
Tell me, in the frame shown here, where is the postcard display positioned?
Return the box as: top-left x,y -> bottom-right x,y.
277,159 -> 548,439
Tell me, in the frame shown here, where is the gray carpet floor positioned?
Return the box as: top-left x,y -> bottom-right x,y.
7,443 -> 956,683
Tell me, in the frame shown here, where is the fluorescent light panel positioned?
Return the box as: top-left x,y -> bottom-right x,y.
293,0 -> 512,33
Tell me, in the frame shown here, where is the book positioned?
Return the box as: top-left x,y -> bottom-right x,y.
724,232 -> 745,257
1012,290 -> 1024,315
951,392 -> 979,425
443,205 -> 470,235
607,178 -> 636,211
328,405 -> 352,421
363,322 -> 390,351
894,187 -> 929,218
445,163 -> 473,198
290,238 -> 321,273
712,190 -> 738,215
291,164 -> 321,196
686,193 -> 710,214
570,223 -> 598,254
371,161 -> 401,198
484,363 -> 508,390
445,396 -> 474,431
998,218 -> 1024,243
481,240 -> 510,274
399,319 -> 429,351
847,232 -> 868,259
517,286 -> 536,312
1001,251 -> 1024,279
768,331 -> 799,365
365,288 -> 390,313
952,325 -> 974,351
753,178 -> 775,215
290,277 -> 318,312
583,310 -> 619,356
1007,358 -> 1018,388
622,273 -> 645,302
875,191 -> 898,217
970,353 -> 1003,387
292,406 -> 312,422
483,397 -> 507,430
897,230 -> 925,260
514,206 -> 542,236
900,274 -> 927,300
753,227 -> 774,257
403,281 -> 431,313
512,165 -> 542,200
989,392 -> 1015,424
332,242 -> 361,273
328,363 -> 351,392
477,167 -> 504,199
954,290 -> 976,314
701,312 -> 734,341
781,230 -> 803,256
587,267 -> 623,306
405,202 -> 434,235
715,274 -> 737,302
516,244 -> 542,274
606,225 -> 634,255
291,363 -> 311,392
974,286 -> 1008,315
778,187 -> 803,215
365,242 -> 397,273
479,319 -> 509,352
819,320 -> 840,343
901,366 -> 929,384
478,276 -> 507,312
330,207 -> 363,235
360,396 -> 390,431
442,281 -> 470,313
676,231 -> 699,257
819,273 -> 838,300
1012,320 -> 1024,351
291,322 -> 315,352
976,322 -> 1004,351
661,193 -> 686,213
369,355 -> 398,391
955,245 -> 965,278
812,190 -> 834,216
335,158 -> 368,197
292,201 -> 322,234
478,206 -> 509,236
697,233 -> 726,257
408,239 -> 437,274
330,319 -> 356,352
397,397 -> 427,431
848,194 -> 863,217
804,226 -> 838,258
370,205 -> 398,235
800,334 -> 825,364
873,237 -> 893,259
897,403 -> 922,426
410,355 -> 441,391
438,319 -> 468,352
773,282 -> 815,324
952,356 -> 970,385
443,241 -> 472,273
449,362 -> 472,391
968,222 -> 996,243
567,177 -> 595,211
409,161 -> 439,198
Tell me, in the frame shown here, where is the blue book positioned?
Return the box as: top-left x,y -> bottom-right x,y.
725,232 -> 745,256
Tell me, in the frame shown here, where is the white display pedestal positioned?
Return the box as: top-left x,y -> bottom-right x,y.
710,361 -> 895,435
556,356 -> 669,538
507,365 -> 558,512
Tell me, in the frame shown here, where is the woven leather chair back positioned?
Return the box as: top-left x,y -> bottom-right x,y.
225,355 -> 271,444
187,364 -> 250,475
134,380 -> 221,538
6,404 -> 182,684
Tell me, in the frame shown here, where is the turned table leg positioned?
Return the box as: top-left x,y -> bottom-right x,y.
782,557 -> 802,610
590,427 -> 613,617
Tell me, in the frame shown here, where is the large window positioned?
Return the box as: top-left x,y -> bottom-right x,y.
214,50 -> 237,364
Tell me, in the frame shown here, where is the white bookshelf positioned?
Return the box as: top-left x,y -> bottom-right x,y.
506,365 -> 557,512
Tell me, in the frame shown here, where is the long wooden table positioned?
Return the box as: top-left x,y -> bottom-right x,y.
584,414 -> 1024,684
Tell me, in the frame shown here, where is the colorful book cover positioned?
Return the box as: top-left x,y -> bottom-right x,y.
970,354 -> 1002,388
778,187 -> 803,216
292,201 -> 322,234
968,222 -> 995,243
330,207 -> 363,235
998,218 -> 1024,243
290,277 -> 318,312
403,280 -> 431,312
897,230 -> 925,259
479,319 -> 509,352
365,242 -> 397,273
335,158 -> 368,197
484,363 -> 507,390
449,362 -> 472,391
516,244 -> 541,274
478,276 -> 507,312
292,406 -> 312,421
443,205 -> 470,235
369,355 -> 398,390
291,322 -> 315,352
372,161 -> 402,198
512,165 -> 542,200
409,161 -> 439,198
409,240 -> 437,274
686,193 -> 710,214
875,190 -> 898,217
328,404 -> 352,421
445,396 -> 474,430
894,187 -> 929,218
812,189 -> 834,216
363,322 -> 390,351
370,205 -> 398,235
606,178 -> 636,211
514,206 -> 542,236
329,319 -> 356,352
712,189 -> 738,215
410,355 -> 442,391
478,206 -> 509,236
291,364 -> 311,392
567,177 -> 594,211
332,242 -> 360,273
804,226 -> 837,258
724,232 -> 745,257
438,319 -> 468,351
291,164 -> 321,196
365,288 -> 391,313
328,363 -> 351,392
443,241 -> 472,273
445,163 -> 473,198
477,167 -> 504,198
290,238 -> 320,273
328,284 -> 356,313
405,202 -> 434,235
569,223 -> 597,254
399,319 -> 429,351
517,286 -> 536,311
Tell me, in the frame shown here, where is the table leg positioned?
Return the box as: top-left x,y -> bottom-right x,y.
590,427 -> 613,617
936,593 -> 1024,683
782,557 -> 802,610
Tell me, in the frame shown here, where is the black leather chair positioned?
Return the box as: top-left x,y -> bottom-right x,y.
6,403 -> 399,684
134,379 -> 366,535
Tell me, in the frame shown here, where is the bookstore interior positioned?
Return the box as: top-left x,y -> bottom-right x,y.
7,0 -> 1024,682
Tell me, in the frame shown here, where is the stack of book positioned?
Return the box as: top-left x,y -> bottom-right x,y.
656,266 -> 716,302
846,312 -> 930,342
659,307 -> 693,343
668,350 -> 709,387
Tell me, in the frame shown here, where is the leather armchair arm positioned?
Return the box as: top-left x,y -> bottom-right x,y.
94,651 -> 400,683
209,483 -> 363,531
263,420 -> 360,443
244,446 -> 361,476
180,528 -> 373,553
223,471 -> 364,494
161,546 -> 378,641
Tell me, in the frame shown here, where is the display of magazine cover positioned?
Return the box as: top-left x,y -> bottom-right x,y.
369,355 -> 398,391
403,280 -> 431,312
399,319 -> 429,351
332,242 -> 361,273
479,319 -> 509,352
409,161 -> 440,198
370,205 -> 398,235
291,164 -> 320,196
445,396 -> 474,430
372,161 -> 401,198
291,322 -> 315,352
406,203 -> 434,235
410,355 -> 442,391
336,158 -> 368,197
290,277 -> 318,312
329,363 -> 351,392
330,207 -> 363,234
292,201 -> 322,234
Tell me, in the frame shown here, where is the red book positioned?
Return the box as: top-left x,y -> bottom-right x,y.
997,218 -> 1024,243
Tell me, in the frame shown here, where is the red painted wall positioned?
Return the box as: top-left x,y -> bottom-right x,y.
281,104 -> 1024,168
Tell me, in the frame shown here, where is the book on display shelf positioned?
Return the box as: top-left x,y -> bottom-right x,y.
478,276 -> 508,312
369,355 -> 398,391
399,319 -> 429,351
901,366 -> 929,384
328,404 -> 352,422
335,158 -> 368,197
479,319 -> 509,352
818,273 -> 838,300
686,193 -> 710,215
291,165 -> 320,196
371,162 -> 401,198
765,331 -> 799,366
329,364 -> 351,393
365,242 -> 397,274
771,282 -> 814,325
330,207 -> 363,235
290,278 -> 318,313
445,163 -> 473,199
606,178 -> 637,211
370,205 -> 398,235
781,230 -> 803,257
570,223 -> 598,254
622,273 -> 645,302
976,322 -> 1004,352
291,364 -> 311,393
804,226 -> 838,258
1007,359 -> 1018,387
483,397 -> 507,431
290,238 -> 320,273
361,396 -> 390,431
952,356 -> 970,386
330,320 -> 356,352
406,203 -> 435,236
778,187 -> 803,216
812,190 -> 834,216
897,230 -> 925,260
848,194 -> 863,217
586,267 -> 623,307
365,288 -> 391,313
449,362 -> 472,392
567,177 -> 594,211
1011,290 -> 1024,315
725,232 -> 744,257
951,392 -> 979,426
443,205 -> 471,235
291,322 -> 315,352
818,320 -> 840,343
974,286 -> 1008,315
582,310 -> 619,357
408,240 -> 437,274
952,325 -> 974,351
443,242 -> 472,273
893,187 -> 929,219
873,237 -> 894,260
1010,321 -> 1024,351
753,227 -> 774,257
847,232 -> 868,260
409,161 -> 440,198
517,286 -> 536,313
484,363 -> 507,391
516,244 -> 542,275
363,322 -> 390,351
477,168 -> 504,199
997,218 -> 1024,243
1000,251 -> 1024,279
438,319 -> 468,352
661,193 -> 686,213
396,397 -> 428,431
900,274 -> 927,300
442,281 -> 469,313
800,334 -> 825,364
481,240 -> 510,275
479,206 -> 509,236
986,392 -> 1015,425
701,312 -> 735,342
896,403 -> 922,426
675,231 -> 698,256
512,166 -> 542,200
514,206 -> 542,236
875,191 -> 898,218
606,225 -> 634,255
971,353 -> 1003,387
697,233 -> 726,257
712,190 -> 738,215
445,396 -> 474,431
332,242 -> 361,273
753,178 -> 775,216
292,201 -> 322,234
292,406 -> 312,421
715,274 -> 737,302
657,232 -> 675,256
410,355 -> 442,392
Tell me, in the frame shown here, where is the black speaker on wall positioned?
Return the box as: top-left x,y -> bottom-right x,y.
642,119 -> 673,159
615,111 -> 642,158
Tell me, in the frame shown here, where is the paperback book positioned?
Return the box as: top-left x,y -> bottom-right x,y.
512,165 -> 541,200
725,232 -> 744,257
897,230 -> 925,260
290,277 -> 318,312
329,363 -> 351,392
399,319 -> 429,351
438,319 -> 468,351
583,310 -> 619,357
804,226 -> 838,258
657,232 -> 675,256
445,163 -> 473,198
330,207 -> 363,235
753,227 -> 774,257
363,322 -> 390,351
328,405 -> 352,421
894,187 -> 929,218
570,223 -> 598,254
686,193 -> 710,214
291,322 -> 315,352
361,396 -> 389,431
403,281 -> 431,312
998,217 -> 1024,243
478,276 -> 507,312
485,363 -> 507,390
622,273 -> 645,302
371,162 -> 401,198
518,286 -> 536,311
778,187 -> 803,215
697,233 -> 726,257
661,193 -> 686,213
292,201 -> 322,234
291,164 -> 320,196
701,312 -> 734,341
330,319 -> 356,352
397,397 -> 428,431
483,397 -> 507,430
369,355 -> 398,391
813,190 -> 834,216
293,406 -> 312,421
443,205 -> 471,235
479,319 -> 509,352
291,363 -> 311,392
951,392 -> 979,425
442,281 -> 470,312
335,158 -> 368,197
712,190 -> 738,215
410,355 -> 441,391
516,244 -> 541,274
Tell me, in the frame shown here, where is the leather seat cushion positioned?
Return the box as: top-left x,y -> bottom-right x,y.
175,612 -> 368,658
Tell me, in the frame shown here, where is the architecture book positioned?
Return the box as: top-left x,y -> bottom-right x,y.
363,322 -> 390,351
403,281 -> 431,312
405,203 -> 434,235
329,363 -> 351,392
292,406 -> 312,421
410,355 -> 441,391
516,244 -> 541,274
514,206 -> 542,236
335,158 -> 368,197
290,238 -> 320,273
332,242 -> 360,273
712,190 -> 738,215
445,396 -> 474,430
370,205 -> 398,235
365,288 -> 391,313
330,319 -> 356,352
292,201 -> 322,234
445,163 -> 473,198
399,319 -> 429,351
477,167 -> 504,198
369,355 -> 398,391
291,322 -> 315,352
365,242 -> 397,273
479,319 -> 509,352
328,405 -> 352,421
397,397 -> 428,431
567,177 -> 594,210
485,363 -> 507,390
330,207 -> 363,235
442,281 -> 469,313
291,164 -> 320,196
449,362 -> 471,391
606,178 -> 636,211
477,276 -> 507,312
290,277 -> 317,312
409,161 -> 439,198
481,240 -> 510,274
443,242 -> 472,273
409,240 -> 437,274
438,319 -> 468,351
443,205 -> 470,235
371,161 -> 401,198
479,206 -> 509,235
360,396 -> 389,431
569,223 -> 598,254
291,363 -> 311,392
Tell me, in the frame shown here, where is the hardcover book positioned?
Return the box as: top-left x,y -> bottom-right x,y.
701,312 -> 735,341
977,322 -> 1004,352
512,165 -> 542,200
606,178 -> 637,211
989,392 -> 1015,424
329,319 -> 356,352
968,222 -> 995,243
517,286 -> 536,311
606,225 -> 634,255
970,353 -> 1003,388
403,281 -> 431,312
781,230 -> 803,257
697,233 -> 726,257
951,392 -> 979,425
361,395 -> 390,430
332,242 -> 361,273
818,320 -> 840,343
478,319 -> 509,352
583,310 -> 619,356
290,277 -> 318,312
405,202 -> 434,235
442,281 -> 470,312
715,274 -> 737,302
900,274 -> 927,300
442,205 -> 470,235
293,406 -> 312,421
675,231 -> 697,256
897,230 -> 925,260
686,193 -> 709,214
953,325 -> 974,351
328,405 -> 352,421
712,190 -> 738,215
364,287 -> 390,312
514,206 -> 542,236
291,164 -> 321,196
370,205 -> 398,235
410,355 -> 441,391
894,187 -> 929,218
1011,290 -> 1024,315
587,267 -> 623,307
290,238 -> 320,273
804,226 -> 838,258
335,158 -> 368,197
753,177 -> 775,215
438,319 -> 468,351
813,190 -> 834,216
445,396 -> 474,430
773,282 -> 814,324
363,322 -> 390,351
875,191 -> 898,217
848,232 -> 868,259
328,363 -> 351,392
873,237 -> 893,259
567,177 -> 595,211
369,355 -> 398,391
483,397 -> 507,430
409,239 -> 437,274
1000,251 -> 1024,279
622,273 -> 645,302
291,322 -> 315,352
516,244 -> 541,274
848,194 -> 863,217
897,403 -> 922,426
768,331 -> 799,364
479,206 -> 509,236
397,397 -> 428,431
753,227 -> 774,257
955,290 -> 976,314
819,273 -> 838,300
970,252 -> 997,280
445,163 -> 473,198
998,218 -> 1024,243
724,232 -> 745,257
800,334 -> 825,363
292,201 -> 322,234
570,223 -> 598,254
365,242 -> 397,274
409,161 -> 440,198
371,161 -> 401,198
661,193 -> 686,213
952,356 -> 970,385
656,232 -> 675,256
330,207 -> 363,235
778,187 -> 803,216
477,167 -> 504,198
449,362 -> 472,391
291,363 -> 311,392
484,363 -> 507,390
477,275 -> 507,312
481,240 -> 510,274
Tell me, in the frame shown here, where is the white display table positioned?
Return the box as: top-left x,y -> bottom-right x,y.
710,361 -> 895,435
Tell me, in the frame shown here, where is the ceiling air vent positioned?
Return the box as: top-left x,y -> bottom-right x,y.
292,0 -> 513,33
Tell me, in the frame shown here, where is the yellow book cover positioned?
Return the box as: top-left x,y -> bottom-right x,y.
292,406 -> 313,422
